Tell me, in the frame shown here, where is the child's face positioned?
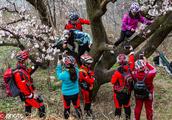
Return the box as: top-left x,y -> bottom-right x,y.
70,20 -> 77,24
131,11 -> 137,16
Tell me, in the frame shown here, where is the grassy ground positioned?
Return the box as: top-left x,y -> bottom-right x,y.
1,42 -> 172,120
1,68 -> 172,120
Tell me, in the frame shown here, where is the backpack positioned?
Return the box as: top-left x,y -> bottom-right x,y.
134,72 -> 150,99
114,66 -> 133,94
3,68 -> 20,97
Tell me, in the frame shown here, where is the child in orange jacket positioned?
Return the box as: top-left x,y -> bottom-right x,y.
79,54 -> 94,116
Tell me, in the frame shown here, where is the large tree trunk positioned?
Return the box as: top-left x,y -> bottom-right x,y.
85,0 -> 172,99
26,0 -> 51,26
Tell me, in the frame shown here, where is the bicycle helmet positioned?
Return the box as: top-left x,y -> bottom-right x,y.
117,54 -> 128,65
80,54 -> 94,65
16,50 -> 29,62
130,2 -> 140,13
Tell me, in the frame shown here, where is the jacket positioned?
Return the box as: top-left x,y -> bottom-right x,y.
64,30 -> 92,47
79,65 -> 94,88
111,52 -> 135,93
56,64 -> 79,96
122,12 -> 152,31
133,63 -> 156,93
14,63 -> 35,97
65,18 -> 90,31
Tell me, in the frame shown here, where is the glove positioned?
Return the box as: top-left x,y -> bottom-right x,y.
26,93 -> 34,99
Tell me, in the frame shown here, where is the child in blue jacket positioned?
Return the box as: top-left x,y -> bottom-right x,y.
56,55 -> 81,119
62,29 -> 92,64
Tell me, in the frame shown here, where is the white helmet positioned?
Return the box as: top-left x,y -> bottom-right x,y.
135,59 -> 146,71
130,2 -> 140,13
80,54 -> 94,65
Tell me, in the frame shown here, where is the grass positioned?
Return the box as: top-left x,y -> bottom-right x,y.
1,46 -> 172,120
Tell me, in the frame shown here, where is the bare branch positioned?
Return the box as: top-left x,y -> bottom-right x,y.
6,0 -> 19,13
94,0 -> 116,18
6,17 -> 25,25
0,7 -> 17,13
0,27 -> 20,39
0,41 -> 18,47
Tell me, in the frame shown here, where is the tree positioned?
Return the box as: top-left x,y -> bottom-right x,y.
0,0 -> 172,98
85,0 -> 172,97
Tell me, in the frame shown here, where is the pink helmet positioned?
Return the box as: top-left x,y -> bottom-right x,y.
117,54 -> 128,65
130,2 -> 140,13
16,50 -> 29,62
135,59 -> 146,71
63,55 -> 76,68
80,54 -> 94,65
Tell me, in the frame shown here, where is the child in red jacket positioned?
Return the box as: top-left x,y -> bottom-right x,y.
14,50 -> 45,118
65,12 -> 90,31
79,54 -> 94,116
133,59 -> 156,120
111,46 -> 134,120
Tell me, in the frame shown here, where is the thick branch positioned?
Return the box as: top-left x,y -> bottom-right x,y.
26,0 -> 50,26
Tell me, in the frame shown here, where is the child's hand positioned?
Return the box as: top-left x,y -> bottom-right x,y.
131,28 -> 135,32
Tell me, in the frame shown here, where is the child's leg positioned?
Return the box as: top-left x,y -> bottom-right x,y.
63,95 -> 71,119
71,94 -> 82,118
114,31 -> 126,46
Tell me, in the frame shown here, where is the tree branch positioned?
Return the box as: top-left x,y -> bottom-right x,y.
6,17 -> 25,25
0,41 -> 18,47
94,0 -> 116,18
26,0 -> 50,26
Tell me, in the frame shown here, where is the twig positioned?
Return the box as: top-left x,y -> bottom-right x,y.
6,17 -> 25,25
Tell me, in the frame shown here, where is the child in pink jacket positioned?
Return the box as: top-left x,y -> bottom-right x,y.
114,2 -> 152,46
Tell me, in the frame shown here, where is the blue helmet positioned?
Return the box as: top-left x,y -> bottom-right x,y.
69,13 -> 79,21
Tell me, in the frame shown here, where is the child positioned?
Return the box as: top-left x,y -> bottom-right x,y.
65,12 -> 90,31
14,50 -> 45,118
111,46 -> 134,119
79,54 -> 94,116
56,55 -> 82,119
114,2 -> 152,46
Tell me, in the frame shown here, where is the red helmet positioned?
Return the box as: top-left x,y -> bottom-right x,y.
80,54 -> 94,65
16,50 -> 29,62
117,54 -> 128,65
63,55 -> 76,68
135,59 -> 146,71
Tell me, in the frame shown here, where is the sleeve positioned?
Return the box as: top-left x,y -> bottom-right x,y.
79,18 -> 90,25
139,16 -> 152,25
111,71 -> 118,84
56,64 -> 64,81
14,72 -> 31,96
146,63 -> 157,77
122,14 -> 132,30
85,33 -> 92,45
28,65 -> 39,75
64,24 -> 71,30
128,52 -> 135,71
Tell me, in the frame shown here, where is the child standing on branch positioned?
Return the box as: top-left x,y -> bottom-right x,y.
65,12 -> 90,31
79,54 -> 95,117
62,29 -> 92,65
114,2 -> 152,46
111,46 -> 134,120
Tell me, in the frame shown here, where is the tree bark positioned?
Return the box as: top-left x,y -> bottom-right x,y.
26,0 -> 51,26
85,0 -> 172,99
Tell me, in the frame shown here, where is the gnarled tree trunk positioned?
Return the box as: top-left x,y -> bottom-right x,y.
85,0 -> 172,99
